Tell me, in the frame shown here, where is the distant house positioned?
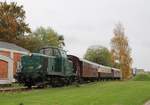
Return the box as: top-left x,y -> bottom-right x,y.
132,68 -> 145,76
0,41 -> 29,84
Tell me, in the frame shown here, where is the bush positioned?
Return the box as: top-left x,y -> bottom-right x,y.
133,73 -> 150,81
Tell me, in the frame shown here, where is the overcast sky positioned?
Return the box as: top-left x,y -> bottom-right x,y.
4,0 -> 150,70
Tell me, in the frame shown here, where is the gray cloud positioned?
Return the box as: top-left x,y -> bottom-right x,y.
4,0 -> 150,70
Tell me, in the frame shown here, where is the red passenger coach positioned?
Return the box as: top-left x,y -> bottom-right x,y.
80,59 -> 98,81
98,65 -> 112,80
68,55 -> 121,83
68,55 -> 99,82
112,68 -> 121,80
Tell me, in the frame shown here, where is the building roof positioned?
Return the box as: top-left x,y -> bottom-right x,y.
0,41 -> 29,53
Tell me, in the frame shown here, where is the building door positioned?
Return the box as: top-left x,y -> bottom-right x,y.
0,60 -> 8,80
0,55 -> 13,84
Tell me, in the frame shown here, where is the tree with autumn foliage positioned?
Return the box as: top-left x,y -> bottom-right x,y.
0,2 -> 65,52
0,2 -> 31,43
111,23 -> 132,80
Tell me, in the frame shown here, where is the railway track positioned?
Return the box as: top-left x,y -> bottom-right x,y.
0,87 -> 32,92
0,81 -> 106,92
0,85 -> 48,92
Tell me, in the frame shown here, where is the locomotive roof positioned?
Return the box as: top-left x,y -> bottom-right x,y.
40,46 -> 66,52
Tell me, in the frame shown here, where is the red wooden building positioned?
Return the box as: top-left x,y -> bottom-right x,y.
0,41 -> 29,84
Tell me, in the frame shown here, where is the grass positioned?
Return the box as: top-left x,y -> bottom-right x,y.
0,81 -> 150,105
133,73 -> 150,81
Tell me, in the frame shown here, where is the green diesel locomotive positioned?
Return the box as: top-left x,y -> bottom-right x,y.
15,47 -> 75,88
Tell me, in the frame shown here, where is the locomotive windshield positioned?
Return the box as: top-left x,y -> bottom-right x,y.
21,55 -> 42,71
39,48 -> 53,56
39,48 -> 61,57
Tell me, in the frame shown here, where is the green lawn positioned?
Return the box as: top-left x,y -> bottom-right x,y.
0,81 -> 150,105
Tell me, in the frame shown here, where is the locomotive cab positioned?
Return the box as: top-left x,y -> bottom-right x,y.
15,46 -> 75,88
39,47 -> 74,76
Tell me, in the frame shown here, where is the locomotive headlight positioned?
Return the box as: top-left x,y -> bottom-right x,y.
36,65 -> 42,69
29,52 -> 32,57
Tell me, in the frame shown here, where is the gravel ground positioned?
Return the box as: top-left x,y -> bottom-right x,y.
144,100 -> 150,105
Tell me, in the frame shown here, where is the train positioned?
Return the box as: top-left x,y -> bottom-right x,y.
15,46 -> 121,88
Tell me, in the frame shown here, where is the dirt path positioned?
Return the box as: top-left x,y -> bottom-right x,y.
144,100 -> 150,105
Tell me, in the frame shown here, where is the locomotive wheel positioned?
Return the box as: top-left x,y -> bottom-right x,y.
37,82 -> 47,88
51,77 -> 64,87
51,78 -> 57,87
26,83 -> 32,89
